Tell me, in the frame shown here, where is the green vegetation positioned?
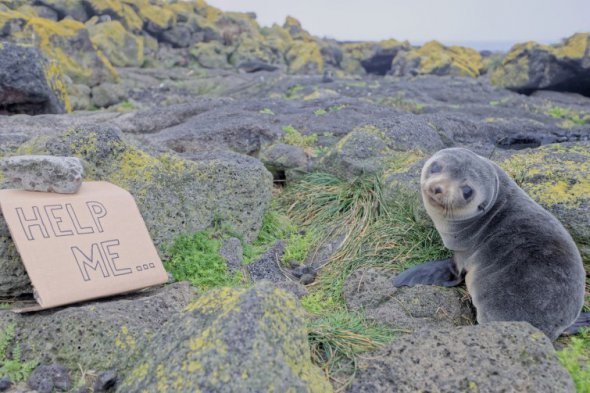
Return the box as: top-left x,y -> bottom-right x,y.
314,104 -> 346,116
558,329 -> 590,393
545,106 -> 588,128
285,84 -> 304,99
165,230 -> 242,291
0,323 -> 37,382
307,310 -> 394,385
313,108 -> 328,116
282,125 -> 318,149
0,303 -> 11,310
379,95 -> 425,113
259,108 -> 275,115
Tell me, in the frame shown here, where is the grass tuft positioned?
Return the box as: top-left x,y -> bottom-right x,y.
557,328 -> 590,393
0,323 -> 38,382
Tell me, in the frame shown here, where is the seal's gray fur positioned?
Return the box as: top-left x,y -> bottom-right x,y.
400,147 -> 585,340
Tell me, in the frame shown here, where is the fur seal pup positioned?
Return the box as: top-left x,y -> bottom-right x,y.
393,147 -> 588,340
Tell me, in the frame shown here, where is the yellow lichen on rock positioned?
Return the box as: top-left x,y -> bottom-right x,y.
43,59 -> 72,112
553,32 -> 589,59
406,40 -> 482,77
286,41 -> 324,74
88,20 -> 144,67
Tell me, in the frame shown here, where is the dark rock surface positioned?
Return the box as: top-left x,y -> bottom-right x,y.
27,364 -> 70,393
347,322 -> 576,393
0,43 -> 68,115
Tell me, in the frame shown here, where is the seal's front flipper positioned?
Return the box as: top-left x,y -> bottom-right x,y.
561,312 -> 590,336
393,258 -> 464,288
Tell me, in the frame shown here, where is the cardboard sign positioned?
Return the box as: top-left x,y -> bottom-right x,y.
0,181 -> 168,311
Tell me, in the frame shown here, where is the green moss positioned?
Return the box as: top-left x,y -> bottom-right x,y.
282,125 -> 318,149
88,20 -> 144,67
545,106 -> 588,128
557,328 -> 590,393
0,323 -> 38,382
259,108 -> 275,115
165,230 -> 242,291
378,93 -> 425,113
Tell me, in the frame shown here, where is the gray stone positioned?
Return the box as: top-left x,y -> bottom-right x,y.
247,240 -> 286,282
117,282 -> 332,393
0,155 -> 84,194
0,43 -> 67,115
27,364 -> 70,393
320,131 -> 391,180
0,283 -> 196,372
343,268 -> 474,332
91,83 -> 127,108
0,378 -> 11,391
67,84 -> 91,111
347,322 -> 575,393
92,370 -> 118,393
259,143 -> 309,176
219,237 -> 243,273
274,280 -> 308,299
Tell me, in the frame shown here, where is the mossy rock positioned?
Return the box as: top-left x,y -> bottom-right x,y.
88,20 -> 144,67
190,41 -> 232,69
2,11 -> 119,86
0,282 -> 195,372
390,40 -> 482,78
0,42 -> 70,114
500,143 -> 590,263
35,0 -> 90,22
341,39 -> 410,75
491,33 -> 590,94
286,40 -> 324,74
283,15 -> 313,41
118,282 -> 332,393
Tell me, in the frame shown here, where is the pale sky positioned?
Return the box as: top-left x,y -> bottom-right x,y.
206,0 -> 590,49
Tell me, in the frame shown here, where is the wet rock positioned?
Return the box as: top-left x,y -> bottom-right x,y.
0,283 -> 195,372
27,364 -> 70,393
92,370 -> 118,393
0,155 -> 84,194
347,322 -> 575,393
0,43 -> 69,115
343,268 -> 474,332
118,282 -> 332,393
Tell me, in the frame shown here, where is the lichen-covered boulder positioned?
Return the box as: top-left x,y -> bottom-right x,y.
500,143 -> 590,263
91,82 -> 127,108
88,20 -> 144,67
286,41 -> 324,74
491,33 -> 590,95
259,143 -> 309,178
347,322 -> 575,393
320,130 -> 391,180
189,41 -> 232,69
390,40 -> 483,78
1,10 -> 119,87
35,0 -> 89,22
0,127 -> 272,296
118,282 -> 332,393
0,42 -> 70,114
0,282 -> 196,372
344,268 -> 474,332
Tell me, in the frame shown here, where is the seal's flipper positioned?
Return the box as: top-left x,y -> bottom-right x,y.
393,258 -> 464,288
561,312 -> 590,336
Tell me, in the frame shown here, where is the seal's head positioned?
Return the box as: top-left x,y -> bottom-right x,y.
421,148 -> 499,222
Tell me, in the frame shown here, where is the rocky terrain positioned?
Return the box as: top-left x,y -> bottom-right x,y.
0,1 -> 589,392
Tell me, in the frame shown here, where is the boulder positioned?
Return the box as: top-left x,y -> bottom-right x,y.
91,82 -> 127,108
0,43 -> 69,114
189,41 -> 232,69
35,0 -> 89,22
259,143 -> 309,178
390,41 -> 483,78
88,20 -> 144,67
1,11 -> 119,87
344,268 -> 474,331
347,322 -> 575,393
491,33 -> 590,95
285,41 -> 324,74
320,130 -> 391,180
118,282 -> 332,393
67,83 -> 91,111
0,282 -> 196,372
0,155 -> 84,194
499,142 -> 590,263
340,39 -> 409,75
0,128 -> 272,296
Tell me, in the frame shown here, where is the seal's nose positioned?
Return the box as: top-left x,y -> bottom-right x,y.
429,183 -> 446,197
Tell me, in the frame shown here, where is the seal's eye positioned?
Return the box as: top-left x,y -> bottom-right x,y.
462,186 -> 473,200
430,162 -> 442,174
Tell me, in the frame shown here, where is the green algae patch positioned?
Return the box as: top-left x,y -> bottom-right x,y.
118,283 -> 333,393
